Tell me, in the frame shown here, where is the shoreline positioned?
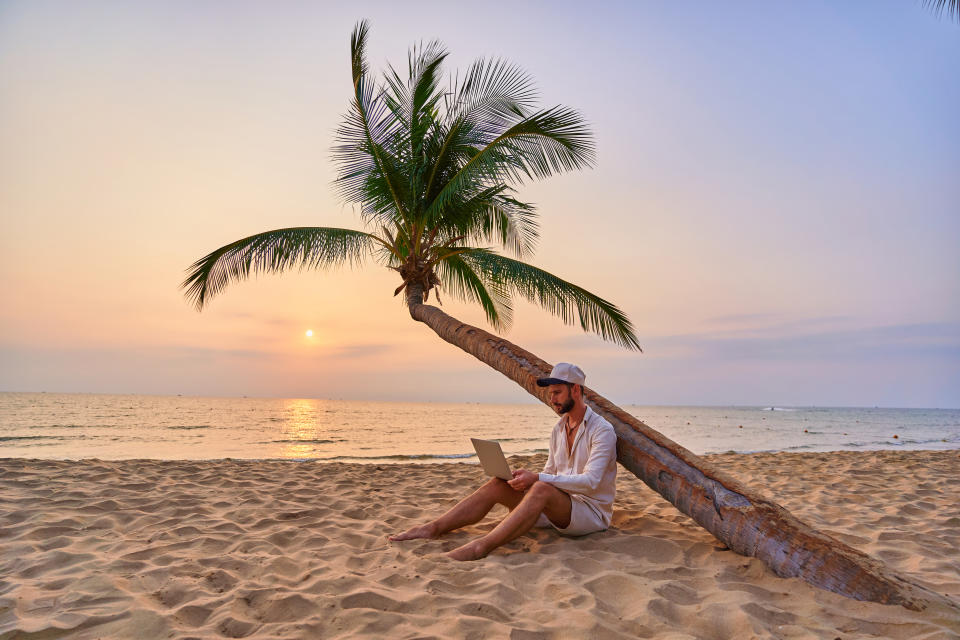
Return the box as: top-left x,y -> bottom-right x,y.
1,450 -> 958,638
3,442 -> 958,465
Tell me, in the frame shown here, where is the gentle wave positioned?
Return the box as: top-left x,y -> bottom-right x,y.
888,435 -> 957,445
773,444 -> 820,452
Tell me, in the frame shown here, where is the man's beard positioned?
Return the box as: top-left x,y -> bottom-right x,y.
555,397 -> 575,414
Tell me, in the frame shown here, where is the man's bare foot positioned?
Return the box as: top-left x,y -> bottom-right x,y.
389,523 -> 438,541
446,540 -> 488,561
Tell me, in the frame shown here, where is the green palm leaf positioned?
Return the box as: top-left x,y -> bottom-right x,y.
382,40 -> 448,164
428,185 -> 538,258
182,227 -> 377,310
450,58 -> 538,125
334,21 -> 410,227
923,0 -> 959,21
426,105 -> 595,218
421,59 -> 538,202
458,249 -> 641,351
435,253 -> 513,331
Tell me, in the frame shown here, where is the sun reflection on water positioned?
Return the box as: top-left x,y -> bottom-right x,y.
277,398 -> 327,459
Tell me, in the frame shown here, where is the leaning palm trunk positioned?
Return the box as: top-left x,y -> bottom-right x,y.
406,286 -> 957,613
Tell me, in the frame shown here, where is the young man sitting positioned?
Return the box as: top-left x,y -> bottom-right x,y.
389,363 -> 618,561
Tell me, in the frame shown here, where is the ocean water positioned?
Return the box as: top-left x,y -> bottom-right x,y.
0,392 -> 957,462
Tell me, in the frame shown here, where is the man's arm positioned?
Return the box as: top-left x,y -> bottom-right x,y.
537,425 -> 616,495
509,428 -> 558,491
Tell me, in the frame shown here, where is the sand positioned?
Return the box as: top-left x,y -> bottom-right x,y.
0,450 -> 958,639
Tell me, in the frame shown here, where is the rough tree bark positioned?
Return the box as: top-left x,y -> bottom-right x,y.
406,286 -> 958,613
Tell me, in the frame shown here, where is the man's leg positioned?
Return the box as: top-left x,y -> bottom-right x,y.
447,481 -> 572,561
389,477 -> 524,541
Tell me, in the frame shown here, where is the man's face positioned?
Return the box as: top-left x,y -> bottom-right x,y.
547,383 -> 575,415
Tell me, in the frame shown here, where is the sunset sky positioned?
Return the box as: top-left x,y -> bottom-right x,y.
1,1 -> 958,407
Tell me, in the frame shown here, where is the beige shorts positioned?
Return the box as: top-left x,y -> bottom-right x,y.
535,495 -> 608,537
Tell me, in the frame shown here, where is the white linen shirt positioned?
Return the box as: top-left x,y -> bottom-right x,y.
538,405 -> 618,527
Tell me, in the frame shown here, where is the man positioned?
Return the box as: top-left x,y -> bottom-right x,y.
389,363 -> 618,561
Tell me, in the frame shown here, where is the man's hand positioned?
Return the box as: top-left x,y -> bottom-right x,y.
507,469 -> 539,492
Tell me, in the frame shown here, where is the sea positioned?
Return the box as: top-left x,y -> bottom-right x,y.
0,392 -> 957,463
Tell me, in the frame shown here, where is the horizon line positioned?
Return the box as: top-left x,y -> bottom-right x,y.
1,389 -> 957,411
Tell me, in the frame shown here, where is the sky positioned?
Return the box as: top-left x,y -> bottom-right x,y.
1,1 -> 958,407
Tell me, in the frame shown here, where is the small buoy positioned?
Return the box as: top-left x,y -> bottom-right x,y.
738,425 -> 743,429
804,429 -> 808,433
686,422 -> 691,425
892,434 -> 898,439
843,433 -> 847,435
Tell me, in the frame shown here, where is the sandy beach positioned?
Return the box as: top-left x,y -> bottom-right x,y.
1,450 -> 958,639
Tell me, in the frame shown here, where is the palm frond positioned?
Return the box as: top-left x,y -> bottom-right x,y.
182,227 -> 377,310
381,39 -> 448,238
427,185 -> 539,258
923,0 -> 959,21
435,253 -> 513,330
426,105 -> 595,218
407,41 -> 448,158
333,22 -> 410,226
458,249 -> 641,351
485,192 -> 539,257
450,58 -> 538,124
350,20 -> 369,84
382,41 -> 447,129
421,59 -> 538,201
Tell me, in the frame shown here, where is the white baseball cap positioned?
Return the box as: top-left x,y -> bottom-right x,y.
536,363 -> 586,387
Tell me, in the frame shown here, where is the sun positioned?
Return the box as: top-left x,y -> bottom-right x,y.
305,329 -> 314,338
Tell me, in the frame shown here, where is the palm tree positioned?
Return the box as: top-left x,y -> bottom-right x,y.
183,24 -> 638,351
183,22 -> 955,612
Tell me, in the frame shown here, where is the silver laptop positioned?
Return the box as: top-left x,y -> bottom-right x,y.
470,438 -> 512,481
